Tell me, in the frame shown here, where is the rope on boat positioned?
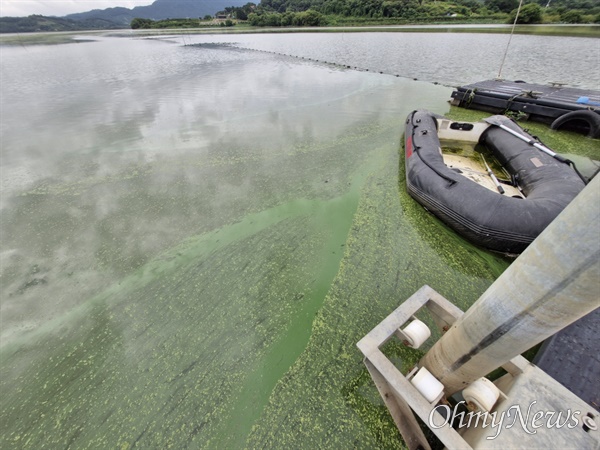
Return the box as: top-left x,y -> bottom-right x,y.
497,0 -> 525,79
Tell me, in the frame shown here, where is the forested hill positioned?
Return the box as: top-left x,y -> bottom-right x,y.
252,0 -> 599,23
0,15 -> 125,33
260,0 -> 597,14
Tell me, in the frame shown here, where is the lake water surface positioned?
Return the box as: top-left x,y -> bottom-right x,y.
164,31 -> 600,89
0,32 -> 597,448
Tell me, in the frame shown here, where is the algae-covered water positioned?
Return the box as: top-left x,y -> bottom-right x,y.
1,34 -> 598,449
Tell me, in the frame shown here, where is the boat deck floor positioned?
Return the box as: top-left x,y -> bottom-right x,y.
533,308 -> 600,412
443,154 -> 522,197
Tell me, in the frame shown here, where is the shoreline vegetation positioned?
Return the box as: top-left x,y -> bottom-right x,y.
0,23 -> 599,46
128,22 -> 599,36
1,0 -> 600,35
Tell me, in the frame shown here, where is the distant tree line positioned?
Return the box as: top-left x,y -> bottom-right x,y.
130,17 -> 236,29
248,9 -> 328,26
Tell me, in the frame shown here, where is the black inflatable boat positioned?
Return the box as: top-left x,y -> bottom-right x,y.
404,110 -> 585,254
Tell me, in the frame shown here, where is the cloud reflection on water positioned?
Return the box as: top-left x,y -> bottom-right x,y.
0,37 -> 446,346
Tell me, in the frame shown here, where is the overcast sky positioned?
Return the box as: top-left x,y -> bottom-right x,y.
0,0 -> 155,17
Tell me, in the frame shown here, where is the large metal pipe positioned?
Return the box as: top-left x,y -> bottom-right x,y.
420,174 -> 600,396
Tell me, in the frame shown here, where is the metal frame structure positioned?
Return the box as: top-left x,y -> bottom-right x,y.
357,285 -> 599,449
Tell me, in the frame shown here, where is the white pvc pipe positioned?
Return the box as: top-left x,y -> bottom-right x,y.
421,175 -> 600,396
